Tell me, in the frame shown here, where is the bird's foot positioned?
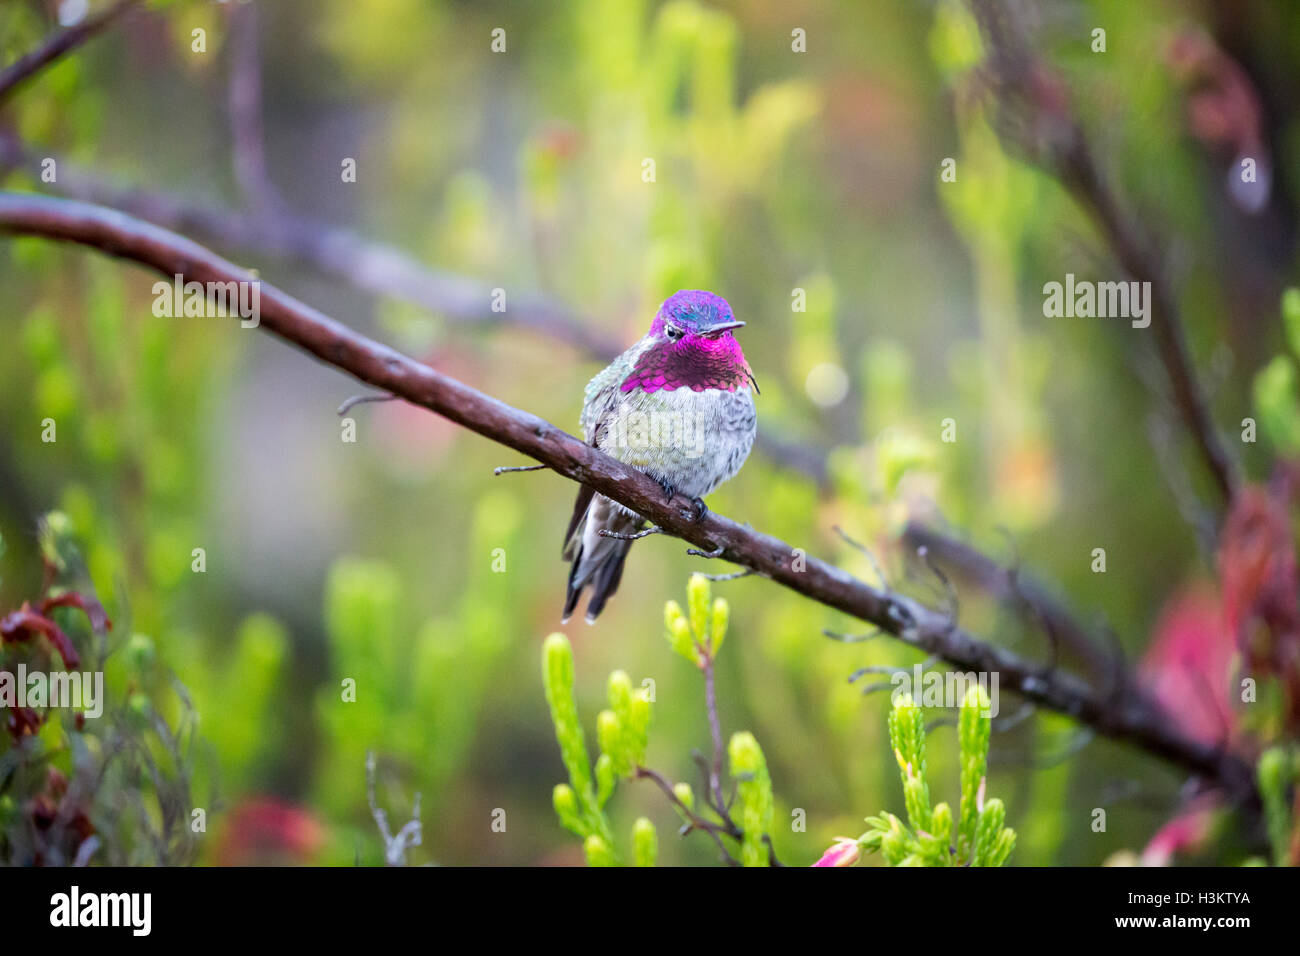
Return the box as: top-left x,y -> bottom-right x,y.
686,497 -> 708,523
654,476 -> 676,501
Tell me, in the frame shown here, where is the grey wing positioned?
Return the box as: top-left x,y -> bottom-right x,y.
579,339 -> 644,444
579,376 -> 621,445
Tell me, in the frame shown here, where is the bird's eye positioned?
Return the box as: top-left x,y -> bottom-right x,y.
666,326 -> 683,341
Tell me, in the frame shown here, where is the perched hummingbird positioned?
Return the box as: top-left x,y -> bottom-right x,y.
562,290 -> 758,623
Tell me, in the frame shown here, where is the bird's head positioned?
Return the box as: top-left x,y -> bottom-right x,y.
649,290 -> 745,345
623,290 -> 757,394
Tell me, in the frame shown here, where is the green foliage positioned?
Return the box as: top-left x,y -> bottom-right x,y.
729,731 -> 774,867
0,513 -> 200,865
311,494 -> 515,861
1257,747 -> 1297,867
855,686 -> 1015,867
5,0 -> 1298,868
546,577 -> 784,866
632,815 -> 658,867
543,633 -> 654,866
1252,289 -> 1300,454
664,572 -> 729,665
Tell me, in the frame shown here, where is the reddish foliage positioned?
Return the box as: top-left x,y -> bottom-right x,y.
1166,31 -> 1265,161
811,838 -> 861,868
24,767 -> 96,866
0,603 -> 81,669
39,590 -> 111,634
2,587 -> 112,740
5,705 -> 43,739
1218,484 -> 1300,725
1141,800 -> 1218,866
1141,586 -> 1237,747
0,588 -> 112,673
215,797 -> 326,866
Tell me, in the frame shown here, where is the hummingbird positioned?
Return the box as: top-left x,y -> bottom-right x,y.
562,290 -> 758,623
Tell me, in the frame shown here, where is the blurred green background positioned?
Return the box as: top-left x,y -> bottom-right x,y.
2,0 -> 1299,865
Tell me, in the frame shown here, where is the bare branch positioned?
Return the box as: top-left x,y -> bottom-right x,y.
634,766 -> 740,866
0,133 -> 830,485
366,751 -> 422,866
0,190 -> 1258,808
0,0 -> 140,105
966,0 -> 1238,505
696,567 -> 755,582
598,526 -> 662,542
224,1 -> 283,213
337,392 -> 397,416
903,520 -> 1115,683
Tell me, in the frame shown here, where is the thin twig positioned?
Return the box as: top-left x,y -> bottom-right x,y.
366,751 -> 422,866
0,0 -> 140,105
635,766 -> 739,866
697,567 -> 755,582
686,543 -> 725,558
822,626 -> 884,644
225,1 -> 283,213
703,656 -> 726,814
903,521 -> 1114,683
599,526 -> 662,541
337,392 -> 397,416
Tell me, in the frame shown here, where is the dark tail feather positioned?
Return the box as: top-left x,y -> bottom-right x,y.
562,484 -> 595,560
562,488 -> 641,623
562,556 -> 586,621
580,538 -> 632,621
562,533 -> 633,623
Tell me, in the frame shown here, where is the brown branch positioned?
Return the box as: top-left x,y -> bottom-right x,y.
967,0 -> 1238,506
1058,139 -> 1238,503
902,520 -> 1116,683
0,132 -> 829,484
634,766 -> 740,866
0,190 -> 1258,808
224,1 -> 283,214
15,148 -> 621,357
0,0 -> 140,106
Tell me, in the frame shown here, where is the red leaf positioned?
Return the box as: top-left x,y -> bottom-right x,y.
0,603 -> 81,668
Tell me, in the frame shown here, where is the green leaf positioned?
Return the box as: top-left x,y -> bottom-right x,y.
583,834 -> 618,867
552,784 -> 586,837
632,817 -> 658,867
729,731 -> 774,867
1282,288 -> 1300,359
958,684 -> 991,860
1253,356 -> 1300,454
687,573 -> 711,646
1258,747 -> 1296,867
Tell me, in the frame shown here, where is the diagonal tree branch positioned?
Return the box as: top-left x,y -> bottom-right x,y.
0,132 -> 828,484
902,520 -> 1116,684
0,190 -> 1258,808
0,0 -> 140,105
966,0 -> 1239,506
0,2 -> 829,484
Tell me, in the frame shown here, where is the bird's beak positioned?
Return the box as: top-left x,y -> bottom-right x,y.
704,320 -> 745,336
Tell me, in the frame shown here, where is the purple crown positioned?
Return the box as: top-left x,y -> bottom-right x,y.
655,290 -> 738,333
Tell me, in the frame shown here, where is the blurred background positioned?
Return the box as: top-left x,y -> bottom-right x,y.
2,0 -> 1299,866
